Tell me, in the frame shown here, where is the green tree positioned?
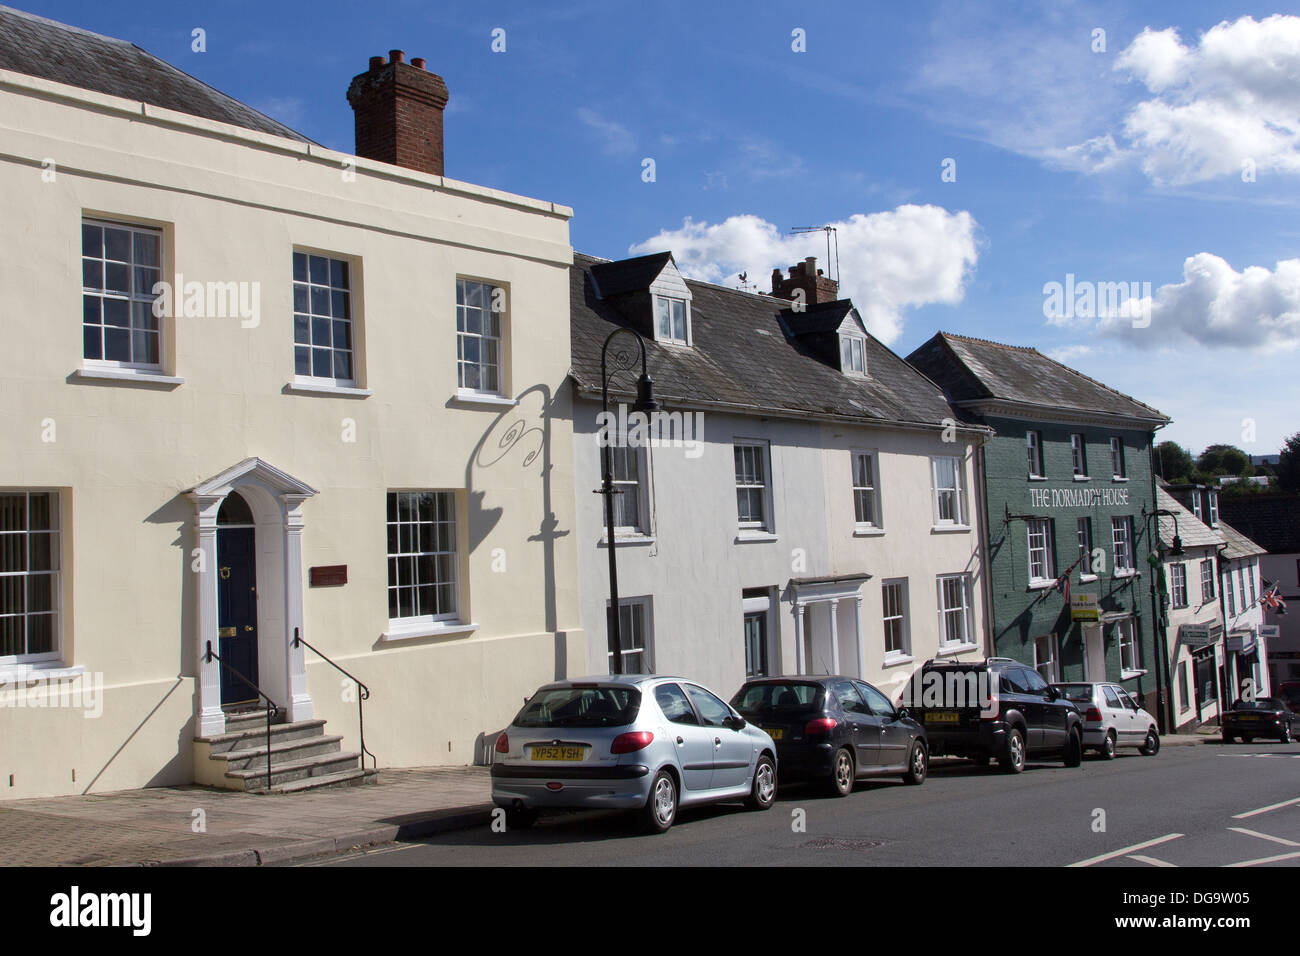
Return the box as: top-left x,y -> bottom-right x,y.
1156,441 -> 1196,482
1198,444 -> 1251,478
1278,432 -> 1300,492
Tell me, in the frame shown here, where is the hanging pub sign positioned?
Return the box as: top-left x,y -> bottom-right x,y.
1178,622 -> 1222,647
1070,593 -> 1100,622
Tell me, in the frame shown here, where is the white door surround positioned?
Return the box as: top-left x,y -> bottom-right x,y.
789,575 -> 869,677
187,458 -> 318,737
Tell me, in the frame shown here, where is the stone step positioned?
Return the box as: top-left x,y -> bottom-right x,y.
208,734 -> 345,771
227,751 -> 361,791
267,767 -> 370,793
223,709 -> 288,733
197,718 -> 329,754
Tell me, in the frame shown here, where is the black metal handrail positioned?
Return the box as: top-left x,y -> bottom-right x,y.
293,627 -> 376,772
205,641 -> 279,791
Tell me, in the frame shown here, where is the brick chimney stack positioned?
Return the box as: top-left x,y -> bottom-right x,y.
771,256 -> 839,305
346,50 -> 450,176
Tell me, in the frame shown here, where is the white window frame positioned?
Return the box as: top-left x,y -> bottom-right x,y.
1225,572 -> 1236,616
1200,559 -> 1215,603
930,456 -> 967,528
654,294 -> 690,345
1027,431 -> 1044,478
294,249 -> 357,387
1177,660 -> 1190,713
1111,516 -> 1135,576
852,451 -> 881,529
608,444 -> 649,536
0,491 -> 63,667
1117,618 -> 1143,677
456,277 -> 505,397
1070,434 -> 1088,478
1248,563 -> 1257,604
1033,633 -> 1059,682
1192,492 -> 1203,521
937,573 -> 974,648
1027,518 -> 1055,585
1169,562 -> 1188,609
882,578 -> 910,660
1110,437 -> 1126,479
742,589 -> 773,679
1077,517 -> 1096,579
840,334 -> 866,375
608,597 -> 652,674
734,441 -> 773,533
386,491 -> 459,627
1208,490 -> 1219,527
81,218 -> 165,372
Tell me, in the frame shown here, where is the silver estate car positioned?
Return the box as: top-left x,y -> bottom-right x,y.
490,675 -> 778,833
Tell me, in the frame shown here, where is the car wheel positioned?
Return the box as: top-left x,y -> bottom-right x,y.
745,754 -> 777,810
505,806 -> 538,830
1222,732 -> 1234,744
1139,728 -> 1160,756
903,741 -> 928,785
640,769 -> 677,834
1000,728 -> 1026,774
828,747 -> 855,797
1064,727 -> 1083,767
1242,736 -> 1254,744
1100,731 -> 1117,760
1280,724 -> 1293,745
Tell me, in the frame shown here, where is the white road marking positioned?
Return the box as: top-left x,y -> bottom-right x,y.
1232,796 -> 1300,819
1227,849 -> 1300,868
1127,854 -> 1177,867
1227,827 -> 1300,847
1068,833 -> 1184,868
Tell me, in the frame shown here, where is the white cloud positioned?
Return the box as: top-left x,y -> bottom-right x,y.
576,108 -> 636,156
1096,16 -> 1300,184
1045,344 -> 1095,364
629,205 -> 979,344
1097,253 -> 1300,349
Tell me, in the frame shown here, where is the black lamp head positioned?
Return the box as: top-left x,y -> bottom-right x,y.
633,373 -> 659,413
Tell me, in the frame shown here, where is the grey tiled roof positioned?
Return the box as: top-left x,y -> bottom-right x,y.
1219,495 -> 1300,554
590,253 -> 675,297
1156,487 -> 1223,551
0,5 -> 311,142
1216,518 -> 1267,561
569,253 -> 969,429
906,332 -> 1168,425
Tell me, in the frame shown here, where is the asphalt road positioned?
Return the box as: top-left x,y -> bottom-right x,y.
306,740 -> 1300,867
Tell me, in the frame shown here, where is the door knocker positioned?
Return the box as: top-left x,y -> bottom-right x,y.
219,566 -> 231,580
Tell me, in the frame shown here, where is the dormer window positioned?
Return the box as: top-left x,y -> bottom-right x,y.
655,295 -> 689,344
840,334 -> 866,375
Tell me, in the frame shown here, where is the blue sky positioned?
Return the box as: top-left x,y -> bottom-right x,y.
20,0 -> 1300,454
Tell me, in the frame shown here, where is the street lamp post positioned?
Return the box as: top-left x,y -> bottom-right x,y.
599,328 -> 658,675
1142,505 -> 1184,734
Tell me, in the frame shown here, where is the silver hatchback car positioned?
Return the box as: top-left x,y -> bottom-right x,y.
490,675 -> 778,833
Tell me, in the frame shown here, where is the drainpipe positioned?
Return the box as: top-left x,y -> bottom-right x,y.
974,432 -> 996,659
1147,429 -> 1175,734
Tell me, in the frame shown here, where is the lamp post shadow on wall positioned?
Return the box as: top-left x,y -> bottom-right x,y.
598,327 -> 658,675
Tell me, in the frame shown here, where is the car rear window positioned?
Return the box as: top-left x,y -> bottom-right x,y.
1055,684 -> 1095,703
1231,698 -> 1281,711
732,682 -> 825,716
513,686 -> 640,728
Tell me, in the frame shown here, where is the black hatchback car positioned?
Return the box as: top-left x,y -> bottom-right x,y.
1221,698 -> 1299,744
730,676 -> 928,796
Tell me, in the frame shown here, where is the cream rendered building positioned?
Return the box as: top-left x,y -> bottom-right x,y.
0,9 -> 584,798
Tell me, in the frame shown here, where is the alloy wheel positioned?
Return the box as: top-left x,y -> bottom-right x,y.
653,775 -> 676,827
756,761 -> 776,804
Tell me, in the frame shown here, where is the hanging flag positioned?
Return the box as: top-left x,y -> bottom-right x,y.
1263,583 -> 1287,614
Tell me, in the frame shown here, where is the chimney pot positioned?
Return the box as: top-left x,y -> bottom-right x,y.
369,55 -> 386,71
389,49 -> 405,63
411,57 -> 426,70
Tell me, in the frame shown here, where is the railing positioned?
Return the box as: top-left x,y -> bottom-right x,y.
205,641 -> 279,791
293,627 -> 376,772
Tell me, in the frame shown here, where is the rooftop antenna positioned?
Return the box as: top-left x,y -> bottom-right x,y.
790,225 -> 839,285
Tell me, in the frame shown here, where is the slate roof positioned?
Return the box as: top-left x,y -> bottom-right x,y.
1156,487 -> 1223,551
0,5 -> 311,142
590,253 -> 675,297
1219,495 -> 1300,554
906,332 -> 1168,426
569,253 -> 972,430
1216,518 -> 1267,562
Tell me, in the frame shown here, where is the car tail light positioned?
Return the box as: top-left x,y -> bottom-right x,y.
494,732 -> 509,754
804,717 -> 837,736
1085,707 -> 1102,722
611,731 -> 654,754
980,688 -> 1000,720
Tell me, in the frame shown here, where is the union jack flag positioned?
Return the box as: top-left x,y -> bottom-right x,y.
1263,583 -> 1287,614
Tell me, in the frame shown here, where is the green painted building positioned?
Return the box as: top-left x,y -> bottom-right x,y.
908,333 -> 1171,717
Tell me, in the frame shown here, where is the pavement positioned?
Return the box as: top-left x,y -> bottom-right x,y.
0,732 -> 1212,867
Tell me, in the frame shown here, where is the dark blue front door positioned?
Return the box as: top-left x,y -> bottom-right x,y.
217,526 -> 259,705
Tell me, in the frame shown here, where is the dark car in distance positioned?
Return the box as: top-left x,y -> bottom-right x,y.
730,676 -> 928,796
1221,697 -> 1299,744
904,658 -> 1084,773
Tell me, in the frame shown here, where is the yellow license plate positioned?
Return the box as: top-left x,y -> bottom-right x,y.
927,711 -> 960,723
530,746 -> 585,761
764,728 -> 784,740
1238,715 -> 1258,721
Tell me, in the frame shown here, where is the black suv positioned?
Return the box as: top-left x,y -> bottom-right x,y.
903,658 -> 1084,773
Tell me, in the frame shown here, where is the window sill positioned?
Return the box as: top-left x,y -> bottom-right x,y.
931,525 -> 971,534
1028,475 -> 1047,482
1121,669 -> 1148,680
72,368 -> 183,388
0,662 -> 85,683
599,534 -> 655,547
853,526 -> 886,538
735,531 -> 778,544
1073,475 -> 1091,482
452,391 -> 518,409
937,642 -> 979,658
1114,569 -> 1139,579
883,653 -> 914,668
1079,574 -> 1098,583
284,381 -> 371,399
1028,579 -> 1059,591
1112,476 -> 1129,483
381,621 -> 480,643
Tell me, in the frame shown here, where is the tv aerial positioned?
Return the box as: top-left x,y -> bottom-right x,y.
789,225 -> 840,285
